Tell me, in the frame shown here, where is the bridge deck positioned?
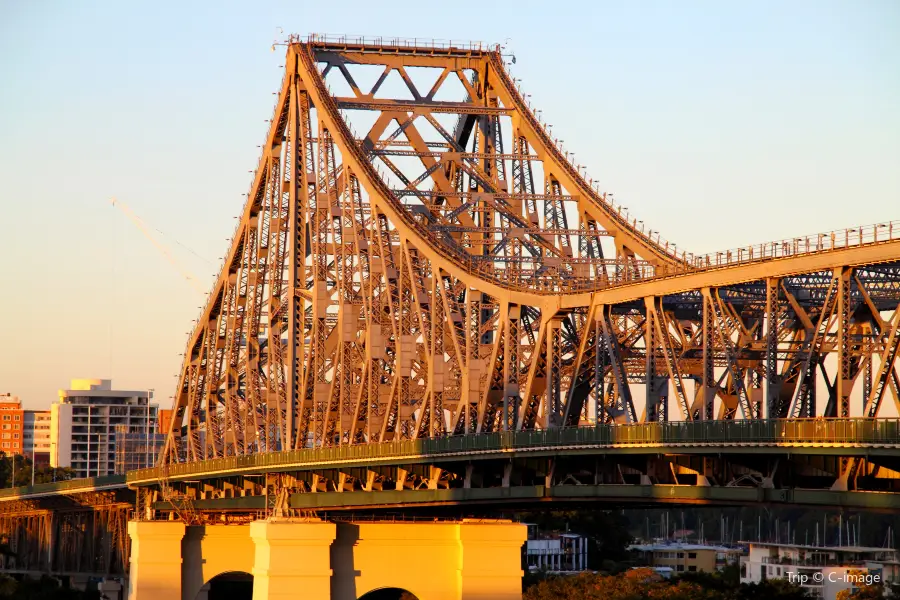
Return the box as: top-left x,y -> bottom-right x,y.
131,419 -> 899,485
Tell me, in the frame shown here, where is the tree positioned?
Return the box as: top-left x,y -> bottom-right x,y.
33,466 -> 75,485
836,580 -> 885,599
524,568 -> 722,600
0,575 -> 101,599
733,579 -> 810,600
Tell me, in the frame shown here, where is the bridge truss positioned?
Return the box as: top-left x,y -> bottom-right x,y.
161,35 -> 900,467
0,488 -> 131,577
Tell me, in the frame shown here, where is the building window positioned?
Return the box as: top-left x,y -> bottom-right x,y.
12,424 -> 18,430
1,425 -> 8,430
678,553 -> 684,558
1,416 -> 7,421
689,566 -> 697,572
688,553 -> 697,559
677,565 -> 685,572
1,442 -> 7,448
1,434 -> 8,439
13,434 -> 18,439
13,415 -> 19,421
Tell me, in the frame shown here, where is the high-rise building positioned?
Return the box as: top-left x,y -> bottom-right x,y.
23,410 -> 52,467
51,379 -> 158,479
113,426 -> 166,474
0,394 -> 25,455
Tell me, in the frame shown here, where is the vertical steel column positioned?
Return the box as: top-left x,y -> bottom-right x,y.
546,320 -> 562,428
701,289 -> 715,420
765,278 -> 780,418
285,84 -> 308,451
836,268 -> 853,417
503,305 -> 521,432
594,315 -> 605,425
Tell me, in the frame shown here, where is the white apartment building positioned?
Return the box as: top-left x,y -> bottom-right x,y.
51,379 -> 158,479
23,410 -> 51,462
740,541 -> 900,600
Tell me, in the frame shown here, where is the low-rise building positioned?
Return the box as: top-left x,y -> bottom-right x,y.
739,541 -> 899,600
523,524 -> 589,573
23,410 -> 51,466
629,542 -> 741,574
0,394 -> 25,455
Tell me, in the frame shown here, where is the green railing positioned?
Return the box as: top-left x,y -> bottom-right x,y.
4,420 -> 897,497
0,474 -> 126,500
127,418 -> 900,484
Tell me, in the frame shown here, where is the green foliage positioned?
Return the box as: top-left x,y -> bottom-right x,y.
0,575 -> 100,599
0,453 -> 74,489
523,567 -> 811,600
732,579 -> 810,600
523,568 -> 722,600
837,582 -> 886,600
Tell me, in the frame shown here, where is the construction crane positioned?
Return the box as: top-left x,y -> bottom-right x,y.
110,197 -> 207,295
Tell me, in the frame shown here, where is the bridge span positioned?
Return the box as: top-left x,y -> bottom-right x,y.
2,35 -> 900,599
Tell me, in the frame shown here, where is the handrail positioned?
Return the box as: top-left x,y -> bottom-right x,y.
0,474 -> 126,500
305,34 -> 496,53
130,418 -> 900,485
1,420 -> 894,499
687,220 -> 900,270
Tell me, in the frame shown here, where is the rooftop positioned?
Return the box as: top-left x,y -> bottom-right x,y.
629,542 -> 735,552
740,541 -> 898,554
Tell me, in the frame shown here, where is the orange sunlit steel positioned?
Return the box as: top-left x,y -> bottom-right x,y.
161,36 -> 900,479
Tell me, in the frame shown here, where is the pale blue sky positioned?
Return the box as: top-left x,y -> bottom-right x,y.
0,1 -> 898,410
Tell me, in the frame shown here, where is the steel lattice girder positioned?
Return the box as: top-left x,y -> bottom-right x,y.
161,39 -> 900,465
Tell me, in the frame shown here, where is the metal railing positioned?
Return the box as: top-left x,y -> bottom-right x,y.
127,418 -> 900,485
0,474 -> 126,499
685,220 -> 900,270
2,420 -> 896,499
304,34 -> 496,52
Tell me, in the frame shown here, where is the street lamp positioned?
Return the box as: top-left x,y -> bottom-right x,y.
146,389 -> 155,470
30,418 -> 35,487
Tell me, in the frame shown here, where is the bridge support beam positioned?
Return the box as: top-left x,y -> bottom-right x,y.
250,519 -> 336,600
459,521 -> 528,600
331,520 -> 526,600
127,521 -> 186,600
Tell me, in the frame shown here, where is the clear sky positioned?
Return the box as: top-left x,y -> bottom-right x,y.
0,1 -> 898,411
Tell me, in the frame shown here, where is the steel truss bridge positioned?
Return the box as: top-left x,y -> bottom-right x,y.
2,35 -> 900,579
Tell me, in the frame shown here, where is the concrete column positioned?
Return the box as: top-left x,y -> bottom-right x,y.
459,521 -> 527,600
195,583 -> 210,600
127,521 -> 186,600
99,580 -> 123,600
250,519 -> 336,600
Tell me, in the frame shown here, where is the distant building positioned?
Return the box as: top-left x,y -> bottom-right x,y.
523,524 -> 589,573
629,542 -> 741,574
739,541 -> 900,600
51,379 -> 158,479
113,426 -> 165,474
23,410 -> 51,467
0,394 -> 25,455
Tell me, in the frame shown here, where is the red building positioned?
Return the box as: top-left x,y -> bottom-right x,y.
0,394 -> 25,455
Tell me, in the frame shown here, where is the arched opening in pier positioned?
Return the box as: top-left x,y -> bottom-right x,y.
205,571 -> 253,600
358,588 -> 420,600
